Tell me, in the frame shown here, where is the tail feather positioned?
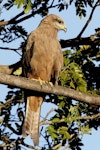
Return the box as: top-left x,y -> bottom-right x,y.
30,110 -> 40,145
22,96 -> 43,146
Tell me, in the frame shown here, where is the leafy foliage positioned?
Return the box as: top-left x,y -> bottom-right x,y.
60,50 -> 87,92
0,0 -> 100,150
14,0 -> 32,13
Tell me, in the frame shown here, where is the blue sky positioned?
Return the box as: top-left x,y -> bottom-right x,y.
0,1 -> 100,149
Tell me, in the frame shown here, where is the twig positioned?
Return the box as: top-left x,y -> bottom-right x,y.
40,112 -> 100,126
17,138 -> 36,149
0,97 -> 24,115
9,11 -> 24,22
0,138 -> 36,150
0,47 -> 22,56
0,97 -> 14,110
50,0 -> 55,6
77,112 -> 100,120
41,108 -> 56,122
77,0 -> 100,38
52,143 -> 62,150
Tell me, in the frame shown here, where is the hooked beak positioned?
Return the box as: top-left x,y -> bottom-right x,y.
63,23 -> 67,32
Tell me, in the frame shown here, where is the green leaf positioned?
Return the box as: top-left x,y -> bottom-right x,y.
76,86 -> 87,92
79,125 -> 92,135
14,0 -> 24,8
47,125 -> 58,140
63,131 -> 71,140
14,0 -> 32,13
13,67 -> 22,75
58,126 -> 71,140
24,2 -> 32,14
59,101 -> 65,108
70,81 -> 75,89
58,126 -> 68,134
51,132 -> 58,140
52,118 -> 60,123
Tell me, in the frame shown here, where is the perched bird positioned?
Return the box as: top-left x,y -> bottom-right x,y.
22,14 -> 66,146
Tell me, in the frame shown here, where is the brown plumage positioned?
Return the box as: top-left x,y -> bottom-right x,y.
22,14 -> 66,146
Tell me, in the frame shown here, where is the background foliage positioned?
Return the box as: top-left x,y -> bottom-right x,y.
0,0 -> 100,149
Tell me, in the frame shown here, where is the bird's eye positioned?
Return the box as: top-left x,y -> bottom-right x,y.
58,20 -> 62,24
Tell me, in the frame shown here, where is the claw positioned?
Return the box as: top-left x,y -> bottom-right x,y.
45,81 -> 53,87
38,77 -> 45,85
31,77 -> 45,85
31,78 -> 53,87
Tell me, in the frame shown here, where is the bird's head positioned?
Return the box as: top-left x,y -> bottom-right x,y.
41,14 -> 67,32
52,15 -> 67,32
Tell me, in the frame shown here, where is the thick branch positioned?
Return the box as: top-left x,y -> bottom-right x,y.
0,21 -> 9,27
60,36 -> 100,48
0,73 -> 100,105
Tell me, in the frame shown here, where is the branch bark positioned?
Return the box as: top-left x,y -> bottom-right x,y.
60,36 -> 100,48
0,31 -> 99,56
0,73 -> 100,105
0,21 -> 9,27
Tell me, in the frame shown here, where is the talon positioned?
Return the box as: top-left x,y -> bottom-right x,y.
45,81 -> 53,87
38,77 -> 45,85
31,77 -> 45,85
49,82 -> 53,86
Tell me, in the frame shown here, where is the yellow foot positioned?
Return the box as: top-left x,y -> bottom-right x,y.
45,81 -> 53,87
31,77 -> 45,85
31,78 -> 53,87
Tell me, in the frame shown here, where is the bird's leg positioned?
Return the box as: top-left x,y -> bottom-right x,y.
54,70 -> 59,86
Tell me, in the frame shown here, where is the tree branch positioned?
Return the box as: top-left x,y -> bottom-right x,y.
0,47 -> 22,56
60,35 -> 100,48
0,2 -> 60,27
0,21 -> 9,27
77,112 -> 100,120
77,0 -> 100,38
0,97 -> 24,114
0,137 -> 35,150
52,143 -> 62,150
41,108 -> 55,122
0,73 -> 100,105
40,112 -> 100,126
0,30 -> 100,53
0,47 -> 22,51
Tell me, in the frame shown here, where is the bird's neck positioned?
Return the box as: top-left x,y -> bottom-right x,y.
38,24 -> 58,39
